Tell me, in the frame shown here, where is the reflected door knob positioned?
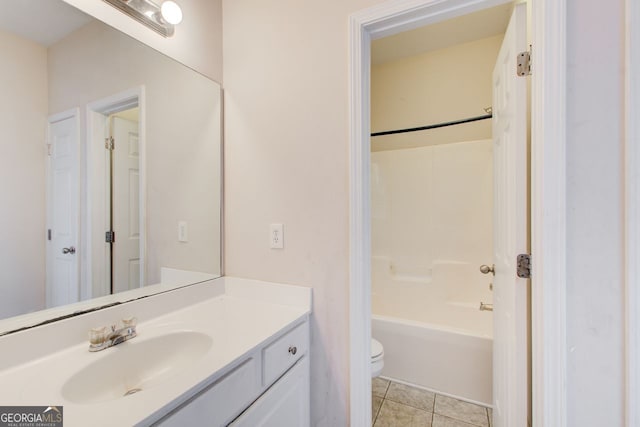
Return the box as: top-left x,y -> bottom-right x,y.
479,264 -> 494,275
62,246 -> 76,254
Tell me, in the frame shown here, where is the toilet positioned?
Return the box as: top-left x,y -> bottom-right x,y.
371,338 -> 384,377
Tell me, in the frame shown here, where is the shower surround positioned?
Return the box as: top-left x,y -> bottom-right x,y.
371,139 -> 494,404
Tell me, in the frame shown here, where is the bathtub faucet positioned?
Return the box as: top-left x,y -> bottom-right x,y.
479,302 -> 493,312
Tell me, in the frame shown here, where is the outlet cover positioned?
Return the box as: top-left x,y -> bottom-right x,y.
270,223 -> 284,249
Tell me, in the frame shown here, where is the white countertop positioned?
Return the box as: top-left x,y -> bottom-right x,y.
0,277 -> 312,426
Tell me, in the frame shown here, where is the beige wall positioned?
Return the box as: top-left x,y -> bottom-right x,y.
62,0 -> 222,82
371,35 -> 502,151
48,20 -> 221,290
223,0 -> 386,424
0,30 -> 48,318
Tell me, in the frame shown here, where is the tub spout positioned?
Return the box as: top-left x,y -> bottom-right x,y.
479,302 -> 493,312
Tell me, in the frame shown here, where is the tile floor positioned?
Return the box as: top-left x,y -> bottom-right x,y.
372,378 -> 493,427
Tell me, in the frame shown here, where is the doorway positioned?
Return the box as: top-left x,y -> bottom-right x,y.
369,20 -> 502,409
86,87 -> 146,299
370,3 -> 528,425
349,0 -> 568,426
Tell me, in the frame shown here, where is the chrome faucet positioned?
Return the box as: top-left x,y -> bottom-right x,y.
89,317 -> 137,352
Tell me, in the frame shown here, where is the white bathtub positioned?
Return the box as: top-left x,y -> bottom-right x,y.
372,257 -> 493,405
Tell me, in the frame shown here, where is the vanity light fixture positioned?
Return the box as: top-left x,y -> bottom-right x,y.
160,1 -> 183,25
102,0 -> 183,37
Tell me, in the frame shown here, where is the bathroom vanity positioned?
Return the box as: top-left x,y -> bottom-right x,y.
0,278 -> 311,426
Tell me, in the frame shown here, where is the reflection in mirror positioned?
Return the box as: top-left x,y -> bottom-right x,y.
0,0 -> 222,329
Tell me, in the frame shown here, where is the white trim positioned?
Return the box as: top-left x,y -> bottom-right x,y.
86,86 -> 147,297
348,8 -> 372,424
349,0 -> 567,426
530,1 -> 567,426
48,108 -> 80,124
85,109 -> 106,299
625,0 -> 640,424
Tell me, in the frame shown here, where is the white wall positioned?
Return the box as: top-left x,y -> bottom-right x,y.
48,20 -> 221,290
62,0 -> 222,82
0,30 -> 48,318
566,0 -> 626,425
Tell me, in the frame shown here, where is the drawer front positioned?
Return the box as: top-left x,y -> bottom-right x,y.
157,358 -> 258,427
230,356 -> 310,427
262,321 -> 309,386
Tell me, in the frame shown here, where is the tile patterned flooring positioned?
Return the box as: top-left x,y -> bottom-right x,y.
372,378 -> 493,427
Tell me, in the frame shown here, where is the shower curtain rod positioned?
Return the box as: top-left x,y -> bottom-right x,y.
370,113 -> 492,137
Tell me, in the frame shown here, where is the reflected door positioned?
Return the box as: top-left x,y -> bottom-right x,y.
111,116 -> 141,293
46,113 -> 79,307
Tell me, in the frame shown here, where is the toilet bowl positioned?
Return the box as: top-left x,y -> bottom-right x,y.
371,338 -> 384,377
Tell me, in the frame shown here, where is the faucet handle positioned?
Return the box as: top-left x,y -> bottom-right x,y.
122,317 -> 137,329
89,326 -> 107,345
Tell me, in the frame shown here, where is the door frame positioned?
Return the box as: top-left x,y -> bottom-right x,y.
85,86 -> 146,299
625,0 -> 639,424
348,0 -> 568,425
46,108 -> 81,307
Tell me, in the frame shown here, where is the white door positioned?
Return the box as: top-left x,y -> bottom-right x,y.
46,114 -> 79,307
492,3 -> 528,427
111,116 -> 141,293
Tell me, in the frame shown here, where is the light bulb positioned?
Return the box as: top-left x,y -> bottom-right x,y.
161,1 -> 183,25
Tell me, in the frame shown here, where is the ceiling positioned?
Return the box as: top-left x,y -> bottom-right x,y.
0,0 -> 92,46
372,3 -> 513,65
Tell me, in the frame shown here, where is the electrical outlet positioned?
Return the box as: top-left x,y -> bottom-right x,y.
270,223 -> 284,249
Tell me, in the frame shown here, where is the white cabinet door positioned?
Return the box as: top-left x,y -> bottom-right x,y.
231,356 -> 310,427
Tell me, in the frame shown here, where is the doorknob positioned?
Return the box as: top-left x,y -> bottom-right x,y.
62,246 -> 76,254
479,264 -> 495,275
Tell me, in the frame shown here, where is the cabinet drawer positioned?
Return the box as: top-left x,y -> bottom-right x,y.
156,358 -> 258,427
262,322 -> 308,386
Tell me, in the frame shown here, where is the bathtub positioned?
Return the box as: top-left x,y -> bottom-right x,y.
372,257 -> 493,405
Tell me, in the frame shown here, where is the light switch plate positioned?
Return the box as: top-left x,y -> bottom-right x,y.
178,221 -> 188,242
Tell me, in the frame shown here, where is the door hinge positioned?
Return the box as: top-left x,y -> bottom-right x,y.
47,229 -> 52,241
517,47 -> 532,76
47,143 -> 52,156
105,137 -> 115,151
517,254 -> 532,278
105,230 -> 115,243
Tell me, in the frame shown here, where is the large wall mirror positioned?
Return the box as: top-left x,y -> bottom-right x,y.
0,0 -> 222,332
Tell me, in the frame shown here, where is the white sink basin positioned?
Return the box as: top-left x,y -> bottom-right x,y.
61,331 -> 212,404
